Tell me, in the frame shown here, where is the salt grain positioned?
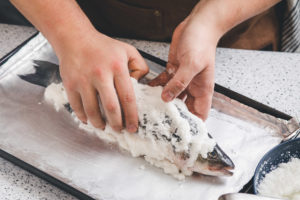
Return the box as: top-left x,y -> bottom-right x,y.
139,165 -> 145,170
258,157 -> 300,200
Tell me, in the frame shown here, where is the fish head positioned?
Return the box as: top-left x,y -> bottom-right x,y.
194,144 -> 235,176
218,193 -> 284,200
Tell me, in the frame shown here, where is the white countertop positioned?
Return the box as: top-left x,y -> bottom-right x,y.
0,23 -> 299,200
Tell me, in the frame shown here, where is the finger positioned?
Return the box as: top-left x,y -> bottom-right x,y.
114,67 -> 138,133
186,93 -> 212,121
161,65 -> 198,102
65,89 -> 87,123
186,68 -> 214,121
168,21 -> 186,63
193,95 -> 212,120
178,91 -> 187,101
148,71 -> 171,87
150,22 -> 183,88
94,78 -> 123,132
127,47 -> 149,80
80,86 -> 105,129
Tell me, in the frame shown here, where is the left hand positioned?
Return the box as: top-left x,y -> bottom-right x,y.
149,16 -> 220,120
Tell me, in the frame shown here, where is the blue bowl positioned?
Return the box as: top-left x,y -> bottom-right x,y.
253,137 -> 300,194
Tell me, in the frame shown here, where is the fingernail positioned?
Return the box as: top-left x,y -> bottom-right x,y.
95,124 -> 105,130
127,124 -> 137,133
162,91 -> 174,102
112,125 -> 122,132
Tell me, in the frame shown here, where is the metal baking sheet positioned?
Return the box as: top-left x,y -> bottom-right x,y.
0,33 -> 299,200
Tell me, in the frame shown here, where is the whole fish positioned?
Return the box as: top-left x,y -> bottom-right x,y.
20,60 -> 235,179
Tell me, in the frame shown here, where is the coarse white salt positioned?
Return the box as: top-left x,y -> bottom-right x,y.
258,157 -> 300,200
139,165 -> 145,170
44,78 -> 216,179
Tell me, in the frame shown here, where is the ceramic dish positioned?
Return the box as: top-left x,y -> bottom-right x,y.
253,137 -> 300,194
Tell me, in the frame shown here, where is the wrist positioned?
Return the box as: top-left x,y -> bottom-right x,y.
187,0 -> 232,42
47,20 -> 99,58
181,14 -> 222,49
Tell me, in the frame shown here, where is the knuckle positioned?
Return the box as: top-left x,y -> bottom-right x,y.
78,76 -> 88,85
200,82 -> 214,96
112,60 -> 124,74
85,107 -> 98,117
174,79 -> 187,91
105,102 -> 118,113
122,93 -> 135,104
92,67 -> 104,79
64,80 -> 76,92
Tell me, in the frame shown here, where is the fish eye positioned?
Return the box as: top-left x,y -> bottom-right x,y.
208,151 -> 217,159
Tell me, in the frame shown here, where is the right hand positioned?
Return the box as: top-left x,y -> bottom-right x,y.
149,17 -> 218,120
56,29 -> 149,133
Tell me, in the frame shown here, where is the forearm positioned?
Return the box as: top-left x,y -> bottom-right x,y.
10,0 -> 96,56
189,0 -> 281,41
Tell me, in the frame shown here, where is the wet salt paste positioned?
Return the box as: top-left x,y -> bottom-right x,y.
258,157 -> 300,200
44,78 -> 216,180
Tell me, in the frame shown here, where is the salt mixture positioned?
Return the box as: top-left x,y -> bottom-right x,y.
258,157 -> 300,200
44,78 -> 216,179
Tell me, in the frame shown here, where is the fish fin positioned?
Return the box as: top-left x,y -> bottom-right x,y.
18,60 -> 61,87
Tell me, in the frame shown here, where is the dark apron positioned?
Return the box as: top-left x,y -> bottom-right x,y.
77,0 -> 282,50
0,0 -> 282,50
76,0 -> 199,41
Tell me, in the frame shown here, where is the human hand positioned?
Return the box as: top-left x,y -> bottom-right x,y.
57,29 -> 148,132
149,17 -> 220,120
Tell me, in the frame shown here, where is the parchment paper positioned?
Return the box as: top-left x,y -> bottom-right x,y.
0,33 -> 283,200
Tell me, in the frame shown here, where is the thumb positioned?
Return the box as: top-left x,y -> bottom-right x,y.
127,47 -> 149,80
161,65 -> 197,102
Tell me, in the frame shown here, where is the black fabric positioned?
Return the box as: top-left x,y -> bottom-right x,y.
0,0 -> 196,41
0,0 -> 283,49
75,0 -> 198,41
0,0 -> 32,26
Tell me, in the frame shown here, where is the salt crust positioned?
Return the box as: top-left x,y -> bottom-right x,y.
258,157 -> 300,200
44,78 -> 216,179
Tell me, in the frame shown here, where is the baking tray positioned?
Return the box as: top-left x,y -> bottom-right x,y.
0,32 -> 298,199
